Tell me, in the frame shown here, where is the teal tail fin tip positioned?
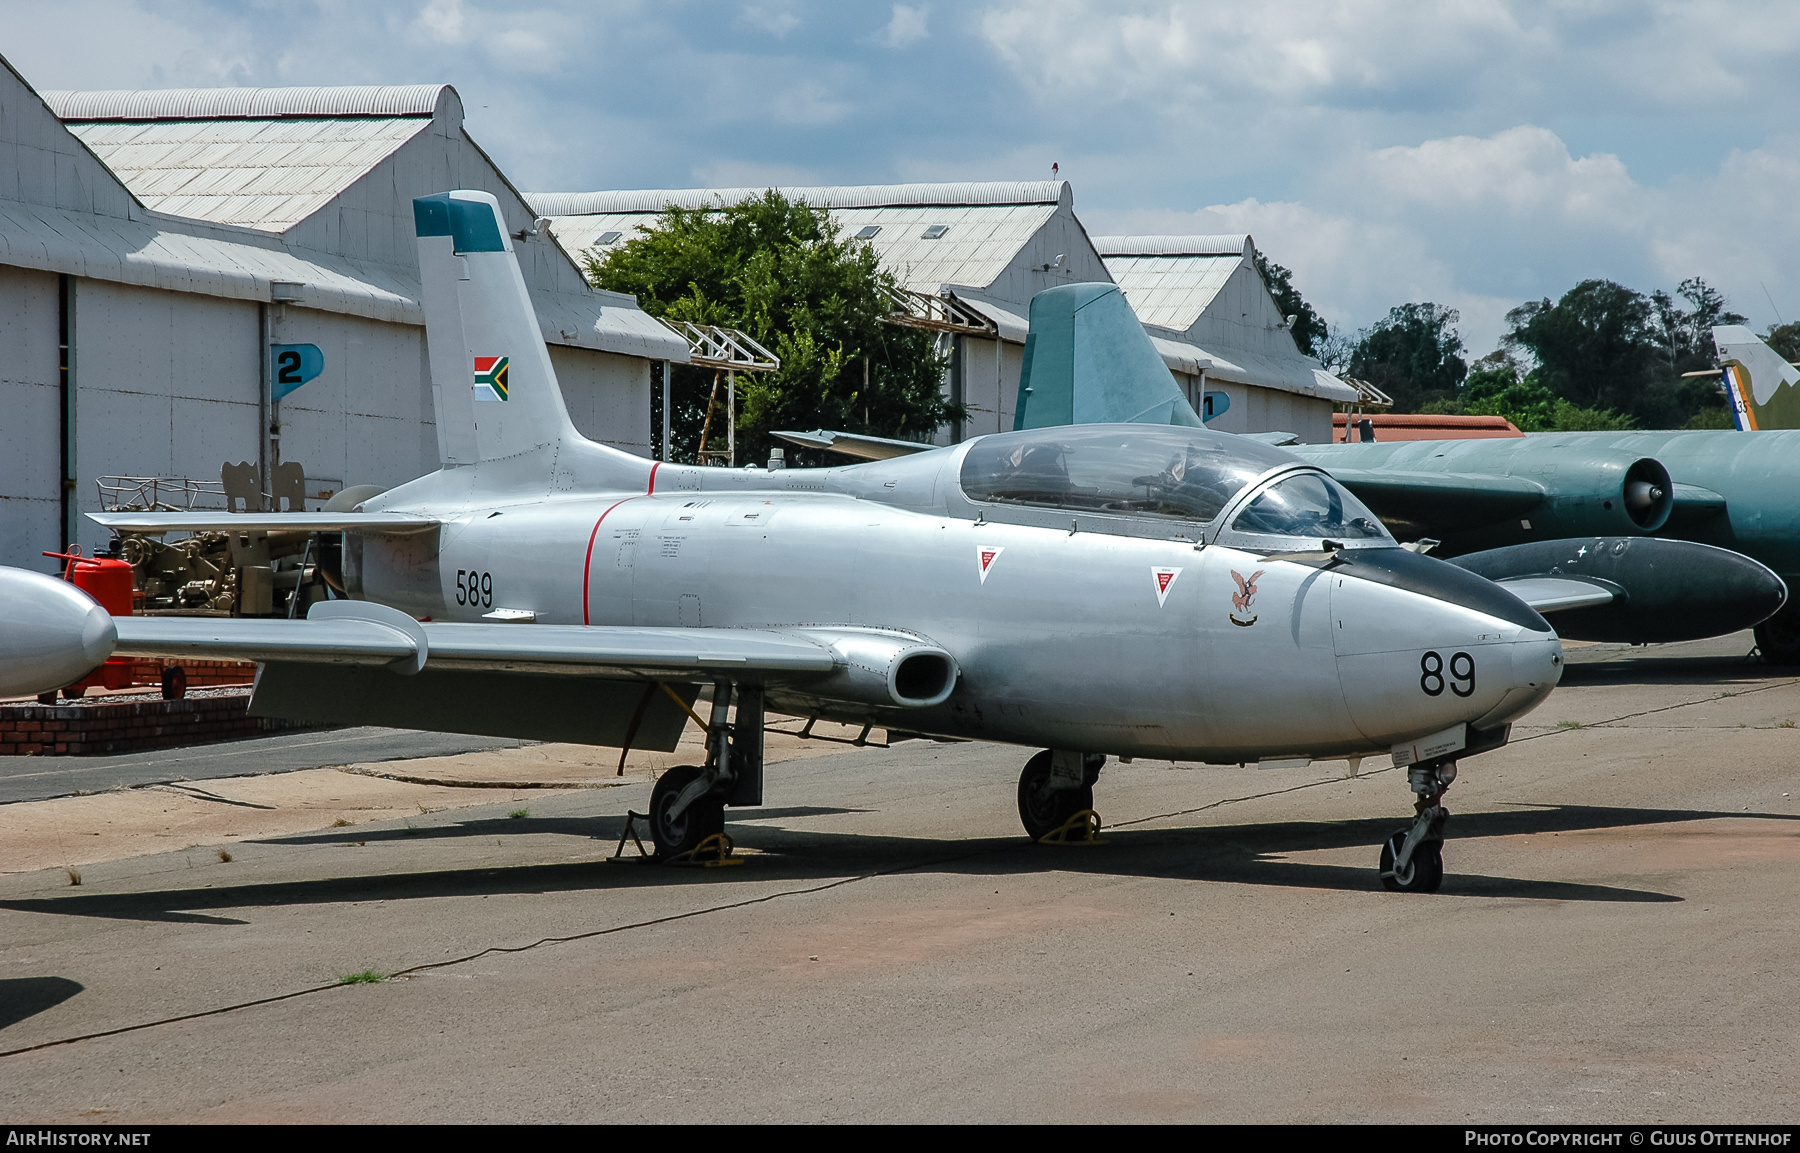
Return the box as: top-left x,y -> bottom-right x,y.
1014,283 -> 1202,431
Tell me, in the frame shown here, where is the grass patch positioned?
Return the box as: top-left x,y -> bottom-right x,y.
216,849 -> 232,863
1778,720 -> 1796,729
66,869 -> 81,886
1720,691 -> 1738,698
337,970 -> 385,985
331,817 -> 352,827
1556,720 -> 1584,730
508,808 -> 529,819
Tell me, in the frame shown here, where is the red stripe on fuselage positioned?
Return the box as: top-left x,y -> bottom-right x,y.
581,498 -> 634,626
647,461 -> 661,494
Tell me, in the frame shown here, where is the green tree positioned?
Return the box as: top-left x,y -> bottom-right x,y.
1506,277 -> 1737,428
584,190 -> 956,465
1424,351 -> 1633,431
1503,279 -> 1654,414
1253,251 -> 1328,357
1653,277 -> 1746,374
1349,303 -> 1467,412
1764,321 -> 1800,362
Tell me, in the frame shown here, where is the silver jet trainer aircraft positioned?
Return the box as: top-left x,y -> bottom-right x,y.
0,191 -> 1566,892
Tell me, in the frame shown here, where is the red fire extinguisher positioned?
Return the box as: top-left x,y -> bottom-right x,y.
39,548 -> 184,700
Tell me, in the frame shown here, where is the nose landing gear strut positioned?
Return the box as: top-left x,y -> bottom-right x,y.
1380,760 -> 1456,893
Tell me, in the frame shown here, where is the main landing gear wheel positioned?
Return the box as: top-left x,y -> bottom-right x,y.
649,765 -> 724,860
1379,830 -> 1444,893
1756,600 -> 1800,665
1017,751 -> 1093,841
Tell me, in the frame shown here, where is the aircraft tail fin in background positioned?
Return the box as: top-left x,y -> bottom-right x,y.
414,191 -> 579,466
1014,283 -> 1204,431
1713,324 -> 1800,431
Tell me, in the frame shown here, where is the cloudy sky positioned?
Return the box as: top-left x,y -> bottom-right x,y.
8,0 -> 1800,354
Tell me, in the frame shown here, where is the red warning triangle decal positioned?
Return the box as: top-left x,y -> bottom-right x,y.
1151,566 -> 1183,607
977,544 -> 1005,584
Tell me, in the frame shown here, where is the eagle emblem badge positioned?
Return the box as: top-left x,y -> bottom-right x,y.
1229,568 -> 1264,627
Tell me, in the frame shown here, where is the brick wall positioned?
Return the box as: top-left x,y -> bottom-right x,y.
118,659 -> 257,688
0,691 -> 309,756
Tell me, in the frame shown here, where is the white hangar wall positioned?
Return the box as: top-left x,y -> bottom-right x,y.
0,267 -> 61,568
69,280 -> 261,525
265,306 -> 439,502
550,347 -> 653,456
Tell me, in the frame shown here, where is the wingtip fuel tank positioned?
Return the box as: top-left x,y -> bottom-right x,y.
0,567 -> 118,698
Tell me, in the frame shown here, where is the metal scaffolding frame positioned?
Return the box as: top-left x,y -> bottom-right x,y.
658,321 -> 781,467
881,286 -> 996,337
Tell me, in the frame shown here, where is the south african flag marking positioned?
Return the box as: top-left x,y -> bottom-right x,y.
474,355 -> 509,402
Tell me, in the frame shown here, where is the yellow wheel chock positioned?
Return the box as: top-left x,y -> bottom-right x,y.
608,816 -> 745,866
1037,809 -> 1108,845
665,832 -> 744,867
607,810 -> 654,863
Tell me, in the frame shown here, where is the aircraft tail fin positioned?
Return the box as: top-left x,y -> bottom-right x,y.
1014,283 -> 1203,431
414,191 -> 579,465
1713,324 -> 1800,431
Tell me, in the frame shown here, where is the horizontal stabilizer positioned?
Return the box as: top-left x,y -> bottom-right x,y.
1492,576 -> 1617,613
1240,431 -> 1300,446
770,429 -> 939,462
92,512 -> 439,535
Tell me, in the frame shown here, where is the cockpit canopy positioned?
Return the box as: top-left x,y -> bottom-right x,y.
957,425 -> 1390,546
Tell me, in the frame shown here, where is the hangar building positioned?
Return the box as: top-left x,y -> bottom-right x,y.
1093,235 -> 1357,445
534,184 -> 1355,445
0,56 -> 683,569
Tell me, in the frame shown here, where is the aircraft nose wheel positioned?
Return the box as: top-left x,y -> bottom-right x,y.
1379,760 -> 1455,893
1379,830 -> 1443,893
1017,750 -> 1095,840
649,765 -> 725,860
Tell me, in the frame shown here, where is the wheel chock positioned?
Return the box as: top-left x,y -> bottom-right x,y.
1037,809 -> 1108,845
665,832 -> 745,868
606,810 -> 655,864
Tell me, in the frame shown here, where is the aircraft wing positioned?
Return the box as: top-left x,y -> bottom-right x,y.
112,606 -> 838,679
1669,483 -> 1728,524
1489,577 -> 1618,613
92,512 -> 439,534
1321,468 -> 1546,536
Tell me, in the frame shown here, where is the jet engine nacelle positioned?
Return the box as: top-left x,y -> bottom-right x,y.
787,629 -> 960,710
1534,455 -> 1674,535
0,567 -> 119,697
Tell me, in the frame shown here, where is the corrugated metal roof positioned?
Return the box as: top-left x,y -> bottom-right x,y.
44,85 -> 453,121
64,116 -> 432,231
0,195 -> 686,361
547,199 -> 1061,296
1091,234 -> 1249,257
1102,252 -> 1242,330
530,181 -> 1069,218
